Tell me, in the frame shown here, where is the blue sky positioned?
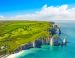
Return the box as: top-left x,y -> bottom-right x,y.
0,0 -> 75,20
0,0 -> 75,15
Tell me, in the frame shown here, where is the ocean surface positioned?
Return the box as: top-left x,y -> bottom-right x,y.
16,21 -> 75,58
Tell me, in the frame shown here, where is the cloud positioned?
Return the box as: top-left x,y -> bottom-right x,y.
0,4 -> 75,21
0,16 -> 4,18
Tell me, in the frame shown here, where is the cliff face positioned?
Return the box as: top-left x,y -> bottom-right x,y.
15,24 -> 63,52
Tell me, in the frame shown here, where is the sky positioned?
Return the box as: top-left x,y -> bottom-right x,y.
0,0 -> 75,20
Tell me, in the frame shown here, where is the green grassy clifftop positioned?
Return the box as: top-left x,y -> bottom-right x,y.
0,20 -> 53,55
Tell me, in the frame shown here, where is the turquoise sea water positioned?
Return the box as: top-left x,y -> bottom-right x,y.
16,22 -> 75,58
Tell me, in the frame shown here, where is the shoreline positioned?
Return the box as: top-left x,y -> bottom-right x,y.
6,50 -> 25,58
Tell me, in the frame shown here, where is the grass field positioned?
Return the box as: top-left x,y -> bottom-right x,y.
0,20 -> 53,55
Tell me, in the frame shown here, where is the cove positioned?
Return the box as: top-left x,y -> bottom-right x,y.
16,21 -> 75,58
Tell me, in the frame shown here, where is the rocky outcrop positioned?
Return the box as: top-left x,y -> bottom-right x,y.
33,39 -> 42,48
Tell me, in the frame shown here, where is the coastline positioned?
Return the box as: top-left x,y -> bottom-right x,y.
6,50 -> 25,58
